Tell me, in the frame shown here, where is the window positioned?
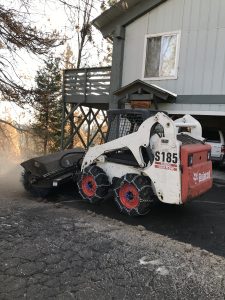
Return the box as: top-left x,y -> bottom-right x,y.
143,31 -> 181,80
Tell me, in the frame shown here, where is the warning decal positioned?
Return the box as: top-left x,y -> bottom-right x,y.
154,151 -> 178,171
155,161 -> 178,171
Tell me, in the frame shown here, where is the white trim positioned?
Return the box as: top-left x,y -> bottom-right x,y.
142,30 -> 181,81
166,110 -> 225,116
150,83 -> 177,97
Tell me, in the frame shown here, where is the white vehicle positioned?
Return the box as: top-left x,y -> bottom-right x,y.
78,110 -> 213,216
203,128 -> 225,167
21,109 -> 213,217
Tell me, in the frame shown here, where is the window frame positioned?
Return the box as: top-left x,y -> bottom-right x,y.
142,30 -> 181,81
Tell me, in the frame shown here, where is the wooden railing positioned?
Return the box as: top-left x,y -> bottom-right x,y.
63,67 -> 111,104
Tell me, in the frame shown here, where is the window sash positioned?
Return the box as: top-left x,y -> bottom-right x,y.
143,31 -> 180,80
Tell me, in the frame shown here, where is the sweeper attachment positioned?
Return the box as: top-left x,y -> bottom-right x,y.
21,109 -> 213,215
21,149 -> 85,197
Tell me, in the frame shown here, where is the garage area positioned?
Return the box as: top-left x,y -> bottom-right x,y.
170,114 -> 225,183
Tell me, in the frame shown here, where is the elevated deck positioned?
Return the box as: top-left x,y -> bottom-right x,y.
63,67 -> 111,107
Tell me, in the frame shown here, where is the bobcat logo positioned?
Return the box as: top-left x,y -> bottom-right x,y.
193,172 -> 199,183
193,171 -> 211,184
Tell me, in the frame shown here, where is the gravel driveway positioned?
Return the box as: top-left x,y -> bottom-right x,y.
0,171 -> 225,299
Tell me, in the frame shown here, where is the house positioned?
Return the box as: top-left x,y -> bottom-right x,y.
92,0 -> 225,129
62,0 -> 225,148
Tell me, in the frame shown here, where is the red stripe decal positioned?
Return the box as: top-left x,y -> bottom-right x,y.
154,162 -> 177,171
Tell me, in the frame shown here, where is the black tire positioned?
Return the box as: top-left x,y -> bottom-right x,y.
113,173 -> 155,216
21,171 -> 52,198
77,165 -> 110,203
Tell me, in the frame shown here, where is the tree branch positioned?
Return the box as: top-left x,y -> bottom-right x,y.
0,118 -> 30,133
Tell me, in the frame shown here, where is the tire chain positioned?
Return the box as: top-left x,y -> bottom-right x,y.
78,165 -> 110,204
113,173 -> 156,216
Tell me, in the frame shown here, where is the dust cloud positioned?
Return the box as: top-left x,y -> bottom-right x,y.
0,151 -> 26,197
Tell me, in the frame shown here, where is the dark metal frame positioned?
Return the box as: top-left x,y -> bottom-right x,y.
61,103 -> 108,149
106,109 -> 158,142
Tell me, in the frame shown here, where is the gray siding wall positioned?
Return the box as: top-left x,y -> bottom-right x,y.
122,0 -> 225,96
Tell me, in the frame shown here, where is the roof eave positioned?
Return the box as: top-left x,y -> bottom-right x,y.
92,0 -> 168,37
114,79 -> 177,103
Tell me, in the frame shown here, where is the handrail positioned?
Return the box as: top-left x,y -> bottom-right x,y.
63,66 -> 112,104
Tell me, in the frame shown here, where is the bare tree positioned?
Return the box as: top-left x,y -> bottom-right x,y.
0,0 -> 108,108
0,1 -> 63,106
59,0 -> 97,68
100,0 -> 118,11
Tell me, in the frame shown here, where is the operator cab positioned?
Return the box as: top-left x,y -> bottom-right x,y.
106,109 -> 164,142
105,109 -> 165,167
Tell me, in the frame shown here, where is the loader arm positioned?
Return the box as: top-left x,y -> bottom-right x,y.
82,112 -> 178,170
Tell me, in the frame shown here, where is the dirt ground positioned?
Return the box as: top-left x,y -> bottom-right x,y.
0,164 -> 225,299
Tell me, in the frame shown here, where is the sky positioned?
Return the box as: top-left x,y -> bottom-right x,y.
13,0 -> 106,79
0,0 -> 107,124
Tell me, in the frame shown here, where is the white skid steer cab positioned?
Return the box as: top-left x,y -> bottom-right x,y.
78,109 -> 212,216
21,109 -> 213,216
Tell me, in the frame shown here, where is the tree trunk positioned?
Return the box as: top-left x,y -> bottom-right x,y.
43,99 -> 49,154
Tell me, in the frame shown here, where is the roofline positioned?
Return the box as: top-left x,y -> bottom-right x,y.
113,79 -> 177,103
92,0 -> 168,37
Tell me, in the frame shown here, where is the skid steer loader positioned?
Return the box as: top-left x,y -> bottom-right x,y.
21,109 -> 212,216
